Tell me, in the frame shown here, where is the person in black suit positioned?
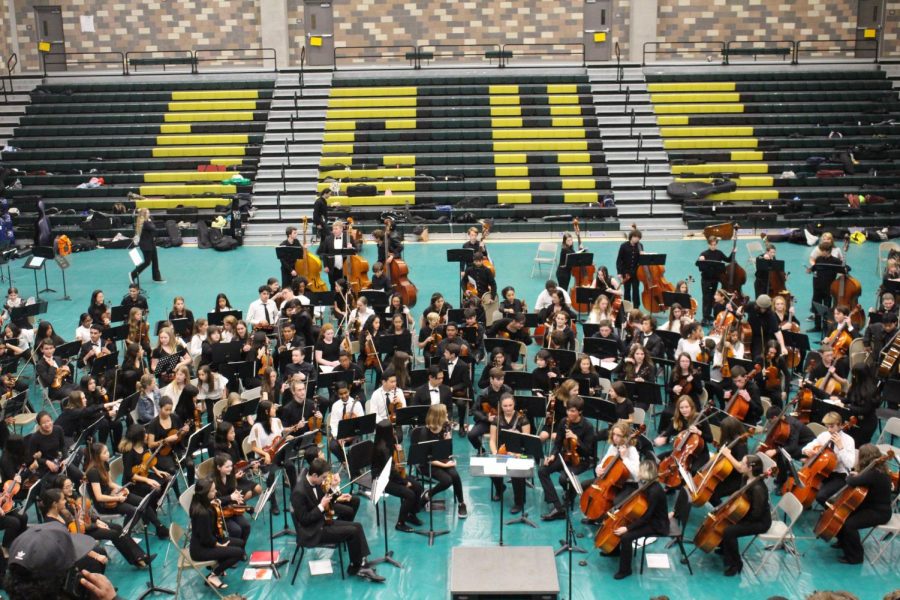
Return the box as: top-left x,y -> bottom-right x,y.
278,226 -> 302,288
439,343 -> 471,433
636,315 -> 666,360
290,458 -> 384,582
76,325 -> 114,372
615,226 -> 642,305
312,189 -> 331,242
318,220 -> 357,290
411,366 -> 452,410
130,208 -> 164,284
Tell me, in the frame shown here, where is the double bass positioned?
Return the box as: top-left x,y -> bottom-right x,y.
782,417 -> 857,508
814,450 -> 895,541
343,217 -> 371,293
580,425 -> 646,520
569,219 -> 596,312
632,223 -> 674,313
830,236 -> 865,329
710,222 -> 746,295
383,218 -> 417,307
295,217 -> 328,293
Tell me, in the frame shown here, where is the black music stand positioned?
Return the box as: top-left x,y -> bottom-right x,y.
315,370 -> 351,396
482,337 -> 524,363
359,289 -> 389,310
623,381 -> 663,409
522,313 -> 541,329
306,291 -> 334,310
335,413 -> 377,444
691,360 -> 712,383
109,304 -> 130,323
755,258 -> 785,296
695,258 -> 728,278
222,398 -> 259,425
101,324 -> 128,357
556,453 -> 587,596
395,405 -> 430,429
253,468 -> 289,578
9,300 -> 47,330
53,254 -> 71,301
514,394 -> 548,427
662,291 -> 692,313
0,247 -> 15,285
503,370 -> 533,393
114,391 -> 139,430
32,245 -> 56,295
498,429 -> 542,528
368,458 -> 403,569
447,248 -> 475,305
123,492 -> 174,599
206,310 -> 242,327
166,318 -> 191,340
1,390 -> 27,420
407,437 -> 452,545
657,330 -> 681,357
408,369 -> 429,389
273,432 -> 316,538
546,348 -> 577,375
275,245 -> 303,269
573,287 -> 604,313
582,395 -> 620,425
782,330 -> 811,377
583,337 -> 622,360
53,339 -> 81,362
90,351 -> 118,378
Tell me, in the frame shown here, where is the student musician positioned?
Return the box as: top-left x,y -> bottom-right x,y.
35,339 -> 76,401
615,226 -> 643,305
539,378 -> 578,443
485,313 -> 533,348
582,420 -> 640,524
212,453 -> 252,546
76,324 -> 114,373
291,458 -> 385,582
556,232 -> 578,291
697,236 -> 728,326
706,416 -> 750,506
830,444 -> 894,564
488,393 -> 531,514
606,460 -> 669,580
146,396 -> 194,487
88,438 -> 168,539
248,399 -> 299,514
189,478 -> 245,590
333,350 -> 365,400
28,411 -> 82,483
279,226 -> 301,288
539,396 -> 596,521
720,366 -> 763,425
212,422 -> 262,500
531,349 -> 561,394
469,367 -> 512,454
418,312 -> 445,365
716,454 -> 771,576
761,407 -> 815,489
411,366 -> 452,410
319,220 -> 355,290
38,488 -> 110,577
613,344 -> 655,387
411,404 -> 467,518
371,419 -> 424,532
801,411 -> 857,508
543,311 -> 576,351
862,312 -> 898,374
328,382 -> 364,465
461,252 -> 496,300
662,353 -> 703,433
439,342 -> 471,429
753,243 -> 778,297
653,396 -> 714,475
570,353 -> 601,397
368,369 -> 407,425
499,286 -> 527,319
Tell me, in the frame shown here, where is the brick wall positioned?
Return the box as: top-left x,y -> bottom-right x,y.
11,0 -> 262,72
884,2 -> 900,56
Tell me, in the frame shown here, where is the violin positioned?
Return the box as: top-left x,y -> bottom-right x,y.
830,236 -> 865,329
593,478 -> 655,553
690,429 -> 757,506
257,345 -> 272,377
321,472 -> 342,524
222,502 -> 254,519
569,219 -> 596,312
814,450 -> 895,541
363,331 -> 381,369
383,218 -> 417,307
132,446 -> 163,478
580,425 -> 646,520
307,395 -> 324,445
393,446 -> 407,479
724,364 -> 761,421
658,404 -> 714,488
0,468 -> 24,513
262,421 -> 304,463
426,329 -> 443,355
296,216 -> 329,293
387,390 -> 403,425
716,222 -> 746,295
51,361 -> 71,389
193,404 -> 203,430
561,419 -> 581,467
693,470 -> 773,553
343,217 -> 371,294
158,423 -> 190,457
545,389 -> 559,434
211,499 -> 229,543
781,417 -> 857,508
66,494 -> 92,535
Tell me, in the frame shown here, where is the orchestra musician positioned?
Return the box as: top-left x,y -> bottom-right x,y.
489,393 -> 531,512
531,349 -> 561,394
76,324 -> 114,373
439,342 -> 471,431
542,312 -> 576,351
801,411 -> 857,508
319,220 -> 356,290
533,280 -> 572,312
582,420 -> 640,515
662,353 -> 703,433
333,350 -> 366,400
761,407 -> 815,489
371,419 -> 424,532
829,444 -> 894,564
606,460 -> 668,580
590,319 -> 625,360
411,366 -> 452,409
654,396 -> 713,475
499,286 -> 526,319
212,422 -> 262,500
36,339 -> 77,401
863,312 -> 898,373
716,454 -> 771,576
539,379 -> 578,442
189,478 -> 245,590
832,364 -> 880,448
570,354 -> 601,397
29,411 -> 82,483
327,383 -> 364,464
39,488 -> 110,576
469,368 -> 512,454
418,312 -> 445,364
615,227 -> 643,305
556,232 -> 578,291
248,399 -> 298,514
461,252 -> 496,300
706,416 -> 750,506
809,239 -> 844,332
753,243 -> 778,297
478,349 -> 509,389
410,404 -> 467,518
212,454 -> 252,546
279,226 -> 301,288
368,370 -> 407,425
539,396 -> 595,521
146,396 -> 194,487
697,236 -> 729,326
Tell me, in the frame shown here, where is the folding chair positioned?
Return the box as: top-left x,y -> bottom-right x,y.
531,242 -> 558,278
289,511 -> 345,585
741,492 -> 804,575
861,491 -> 900,564
169,522 -> 217,596
639,486 -> 693,575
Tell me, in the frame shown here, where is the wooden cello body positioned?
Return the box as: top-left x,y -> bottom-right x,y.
383,218 -> 417,307
814,451 -> 894,541
580,425 -> 646,520
693,472 -> 769,553
569,219 -> 596,312
782,418 -> 855,508
343,217 -> 371,293
690,430 -> 755,506
830,236 -> 865,329
296,216 -> 328,292
593,480 -> 653,553
712,222 -> 746,295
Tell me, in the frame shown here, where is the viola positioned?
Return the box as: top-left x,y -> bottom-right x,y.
830,236 -> 865,329
393,446 -> 407,479
426,330 -> 443,355
307,395 -> 324,445
296,216 -> 328,293
693,470 -> 773,553
717,223 -> 746,295
580,425 -> 646,520
132,445 -> 163,478
222,502 -> 254,519
569,219 -> 596,312
561,419 -> 581,467
724,364 -> 761,421
343,217 -> 371,294
658,404 -> 714,488
158,423 -> 190,456
0,469 -> 23,513
690,429 -> 757,506
262,421 -> 304,463
593,479 -> 654,553
211,499 -> 229,543
383,218 -> 417,307
814,450 -> 895,541
782,417 -> 857,508
387,391 -> 403,425
51,362 -> 71,389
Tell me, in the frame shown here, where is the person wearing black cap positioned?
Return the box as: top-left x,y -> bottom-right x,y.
4,521 -> 122,600
739,294 -> 788,361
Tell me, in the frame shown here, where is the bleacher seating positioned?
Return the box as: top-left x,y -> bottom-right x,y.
646,68 -> 900,228
318,71 -> 618,229
3,78 -> 273,240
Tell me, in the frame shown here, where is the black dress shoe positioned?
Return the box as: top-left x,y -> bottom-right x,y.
837,556 -> 863,565
541,507 -> 565,521
395,523 -> 415,533
406,515 -> 424,526
724,564 -> 742,577
354,566 -> 385,582
271,505 -> 281,516
510,505 -> 523,515
613,570 -> 632,580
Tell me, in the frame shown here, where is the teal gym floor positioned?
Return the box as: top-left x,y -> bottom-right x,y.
2,233 -> 897,600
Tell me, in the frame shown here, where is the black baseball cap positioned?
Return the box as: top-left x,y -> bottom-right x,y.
8,522 -> 95,575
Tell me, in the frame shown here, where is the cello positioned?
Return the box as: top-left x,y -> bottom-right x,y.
296,216 -> 328,293
383,218 -> 417,307
814,450 -> 895,541
479,220 -> 496,276
658,403 -> 715,488
343,217 -> 371,293
830,236 -> 865,329
593,478 -> 655,553
580,424 -> 646,520
757,396 -> 797,454
690,428 -> 757,506
781,417 -> 857,508
569,219 -> 596,312
724,364 -> 761,421
693,469 -> 773,553
633,225 -> 674,313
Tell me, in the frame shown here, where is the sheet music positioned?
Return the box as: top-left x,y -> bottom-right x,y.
154,352 -> 181,375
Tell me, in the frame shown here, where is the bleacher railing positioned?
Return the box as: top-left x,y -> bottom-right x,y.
1,53 -> 16,103
40,47 -> 277,77
643,37 -> 881,66
333,42 -> 585,70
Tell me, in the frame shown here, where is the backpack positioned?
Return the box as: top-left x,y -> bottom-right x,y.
165,220 -> 183,247
207,226 -> 239,251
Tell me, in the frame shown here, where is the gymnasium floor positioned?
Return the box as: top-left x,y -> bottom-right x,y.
3,232 -> 897,600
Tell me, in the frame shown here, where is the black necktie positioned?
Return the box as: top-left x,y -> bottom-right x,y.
263,303 -> 270,324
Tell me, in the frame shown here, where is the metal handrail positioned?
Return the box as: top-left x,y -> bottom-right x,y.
614,41 -> 622,90
650,187 -> 656,217
643,158 -> 649,189
125,50 -> 195,74
500,43 -> 585,67
723,40 -> 796,65
418,43 -> 502,67
795,37 -> 879,63
642,40 -> 726,66
290,111 -> 295,143
624,86 -> 631,112
41,51 -> 126,77
0,52 -> 14,103
333,45 -> 417,70
284,137 -> 290,168
299,45 -> 306,97
643,37 -> 880,66
193,47 -> 277,73
629,109 -> 636,136
636,132 -> 643,162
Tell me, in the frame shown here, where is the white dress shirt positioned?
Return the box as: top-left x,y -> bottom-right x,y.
329,397 -> 364,438
368,386 -> 407,422
596,444 -> 641,482
802,430 -> 856,474
426,385 -> 443,405
247,298 -> 279,328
